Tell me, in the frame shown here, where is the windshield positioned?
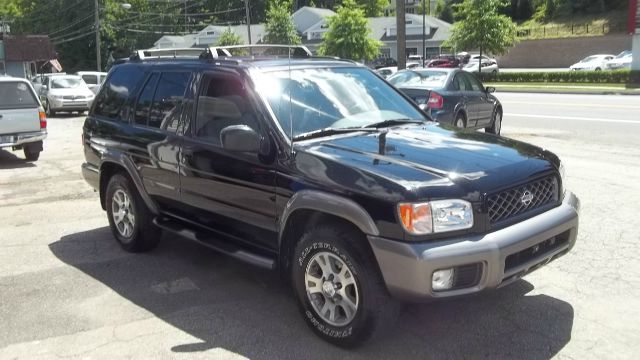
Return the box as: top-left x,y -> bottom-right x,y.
257,67 -> 425,139
51,77 -> 84,89
580,56 -> 597,62
615,51 -> 631,58
388,70 -> 448,87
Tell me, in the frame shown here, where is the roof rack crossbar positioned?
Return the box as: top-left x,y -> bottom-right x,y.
130,44 -> 314,62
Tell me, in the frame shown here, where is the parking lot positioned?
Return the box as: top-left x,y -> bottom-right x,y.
1,92 -> 639,359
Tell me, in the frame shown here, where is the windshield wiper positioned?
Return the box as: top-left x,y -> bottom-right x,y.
293,127 -> 379,141
363,118 -> 425,129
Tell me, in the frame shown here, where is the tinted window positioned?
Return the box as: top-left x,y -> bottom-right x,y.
148,72 -> 190,130
134,73 -> 160,126
388,70 -> 447,88
82,74 -> 98,85
195,73 -> 259,145
93,65 -> 145,120
453,74 -> 471,91
0,82 -> 38,109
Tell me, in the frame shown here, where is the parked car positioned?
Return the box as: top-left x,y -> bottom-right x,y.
376,66 -> 397,78
31,72 -> 67,94
406,61 -> 421,69
407,54 -> 423,63
463,59 -> 500,74
569,54 -> 615,71
388,68 -> 502,133
82,46 -> 578,347
605,50 -> 632,70
469,54 -> 497,65
76,71 -> 108,94
39,75 -> 95,116
426,55 -> 461,68
0,76 -> 47,161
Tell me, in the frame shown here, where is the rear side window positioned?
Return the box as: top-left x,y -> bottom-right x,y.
0,82 -> 38,109
149,72 -> 190,130
134,73 -> 160,126
93,65 -> 145,121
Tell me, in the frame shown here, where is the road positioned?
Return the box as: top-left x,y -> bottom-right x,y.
1,93 -> 640,359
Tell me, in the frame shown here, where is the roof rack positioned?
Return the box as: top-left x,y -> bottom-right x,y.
130,44 -> 313,61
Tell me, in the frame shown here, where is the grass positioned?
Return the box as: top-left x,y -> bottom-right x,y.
516,9 -> 628,40
485,82 -> 640,94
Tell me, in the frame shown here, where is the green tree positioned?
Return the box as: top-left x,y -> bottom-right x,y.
435,0 -> 454,23
444,0 -> 517,71
357,0 -> 387,17
217,27 -> 244,46
264,0 -> 301,44
318,0 -> 381,61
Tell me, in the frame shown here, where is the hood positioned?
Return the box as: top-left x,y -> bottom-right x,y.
293,124 -> 559,203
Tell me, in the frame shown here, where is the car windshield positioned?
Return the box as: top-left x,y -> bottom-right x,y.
257,67 -> 425,139
388,70 -> 448,87
51,77 -> 84,89
580,56 -> 597,62
615,51 -> 631,58
0,82 -> 38,109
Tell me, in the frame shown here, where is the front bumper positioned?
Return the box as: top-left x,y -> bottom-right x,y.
0,131 -> 47,148
50,98 -> 92,111
368,191 -> 580,302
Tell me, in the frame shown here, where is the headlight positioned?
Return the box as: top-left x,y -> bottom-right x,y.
398,199 -> 473,235
559,162 -> 566,195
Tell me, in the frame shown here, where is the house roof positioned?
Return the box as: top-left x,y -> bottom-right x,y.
0,34 -> 56,61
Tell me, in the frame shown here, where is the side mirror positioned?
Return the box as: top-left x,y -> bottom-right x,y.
486,86 -> 496,93
220,125 -> 260,153
42,85 -> 48,90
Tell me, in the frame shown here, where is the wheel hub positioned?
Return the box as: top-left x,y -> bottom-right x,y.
322,281 -> 337,298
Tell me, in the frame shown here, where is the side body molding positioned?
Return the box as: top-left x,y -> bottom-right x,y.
279,190 -> 380,241
92,137 -> 160,215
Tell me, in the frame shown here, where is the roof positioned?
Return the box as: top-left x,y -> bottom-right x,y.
0,34 -> 56,62
125,56 -> 358,71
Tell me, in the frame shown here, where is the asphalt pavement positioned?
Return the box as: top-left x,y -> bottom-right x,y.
1,94 -> 640,359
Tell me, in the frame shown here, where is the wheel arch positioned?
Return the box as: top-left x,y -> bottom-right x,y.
98,155 -> 159,215
277,190 -> 380,275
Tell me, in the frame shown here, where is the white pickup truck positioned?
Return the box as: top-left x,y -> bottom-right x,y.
0,76 -> 47,161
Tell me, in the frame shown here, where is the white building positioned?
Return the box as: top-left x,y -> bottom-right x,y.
153,6 -> 452,61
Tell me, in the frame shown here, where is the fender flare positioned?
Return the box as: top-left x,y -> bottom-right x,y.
97,144 -> 160,215
278,190 -> 380,246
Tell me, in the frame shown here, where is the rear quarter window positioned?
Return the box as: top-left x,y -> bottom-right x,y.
0,81 -> 39,109
92,65 -> 145,121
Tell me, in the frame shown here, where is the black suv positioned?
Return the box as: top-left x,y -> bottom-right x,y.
82,45 -> 579,347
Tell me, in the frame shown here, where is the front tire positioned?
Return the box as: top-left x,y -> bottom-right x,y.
485,108 -> 502,135
45,100 -> 55,117
105,173 -> 160,252
292,223 -> 398,347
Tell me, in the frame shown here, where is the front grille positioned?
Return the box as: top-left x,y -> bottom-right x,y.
487,176 -> 558,224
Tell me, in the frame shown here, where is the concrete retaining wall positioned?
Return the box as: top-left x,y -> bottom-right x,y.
497,33 -> 632,68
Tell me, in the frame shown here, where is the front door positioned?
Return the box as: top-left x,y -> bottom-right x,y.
179,71 -> 277,250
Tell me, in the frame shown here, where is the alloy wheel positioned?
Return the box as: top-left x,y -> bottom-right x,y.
305,251 -> 359,326
111,189 -> 136,240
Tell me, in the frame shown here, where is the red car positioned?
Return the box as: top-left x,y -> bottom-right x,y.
426,56 -> 461,68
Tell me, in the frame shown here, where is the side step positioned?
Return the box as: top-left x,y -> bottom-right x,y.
153,217 -> 276,270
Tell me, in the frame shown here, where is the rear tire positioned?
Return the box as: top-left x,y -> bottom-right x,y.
105,173 -> 160,252
23,148 -> 40,161
485,108 -> 502,135
292,223 -> 399,348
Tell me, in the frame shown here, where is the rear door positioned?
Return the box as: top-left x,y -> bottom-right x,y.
0,81 -> 41,139
452,72 -> 480,127
129,70 -> 191,206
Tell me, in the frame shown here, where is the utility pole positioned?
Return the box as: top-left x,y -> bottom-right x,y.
245,0 -> 252,44
422,0 -> 426,62
95,0 -> 101,71
396,0 -> 406,70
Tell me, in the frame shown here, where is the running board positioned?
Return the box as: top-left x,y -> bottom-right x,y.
153,217 -> 276,270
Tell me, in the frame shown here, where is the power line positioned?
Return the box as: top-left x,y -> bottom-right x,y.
52,30 -> 95,45
47,14 -> 94,36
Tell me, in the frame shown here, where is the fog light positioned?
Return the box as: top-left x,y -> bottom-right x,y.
432,268 -> 455,291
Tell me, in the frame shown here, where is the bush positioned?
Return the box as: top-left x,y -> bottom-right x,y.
479,70 -> 640,84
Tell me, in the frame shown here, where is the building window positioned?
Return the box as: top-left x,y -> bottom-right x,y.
0,61 -> 5,75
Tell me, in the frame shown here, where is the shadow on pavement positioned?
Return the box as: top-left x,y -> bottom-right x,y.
0,149 -> 35,169
50,227 -> 574,359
